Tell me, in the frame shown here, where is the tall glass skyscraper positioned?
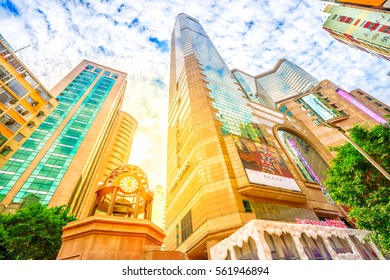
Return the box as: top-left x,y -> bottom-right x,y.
0,60 -> 137,215
166,14 -> 347,260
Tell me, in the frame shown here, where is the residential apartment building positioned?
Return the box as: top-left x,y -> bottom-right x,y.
0,34 -> 58,167
320,0 -> 390,10
322,4 -> 390,60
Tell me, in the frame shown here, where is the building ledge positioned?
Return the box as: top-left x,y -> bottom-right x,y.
237,184 -> 307,204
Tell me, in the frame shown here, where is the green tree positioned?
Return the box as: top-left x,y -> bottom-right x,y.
325,121 -> 390,253
0,204 -> 76,260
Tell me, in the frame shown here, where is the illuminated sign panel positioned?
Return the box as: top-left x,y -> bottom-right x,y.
336,89 -> 387,124
233,136 -> 301,192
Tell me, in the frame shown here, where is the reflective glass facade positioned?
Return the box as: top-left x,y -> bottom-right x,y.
0,65 -> 117,204
233,70 -> 275,108
174,14 -> 255,136
296,93 -> 346,124
255,59 -> 318,103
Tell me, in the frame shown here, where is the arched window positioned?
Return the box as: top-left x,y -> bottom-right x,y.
277,130 -> 327,183
277,129 -> 332,201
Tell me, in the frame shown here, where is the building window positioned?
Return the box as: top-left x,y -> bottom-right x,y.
14,104 -> 31,119
25,96 -> 38,107
328,236 -> 353,254
384,108 -> 390,113
264,233 -> 300,260
112,73 -> 119,79
94,68 -> 102,73
7,79 -> 28,97
300,233 -> 332,260
37,111 -> 45,119
331,14 -> 337,20
27,121 -> 35,129
242,200 -> 252,213
0,65 -> 12,83
85,65 -> 94,71
0,87 -> 15,107
181,210 -> 193,242
103,70 -> 111,76
0,133 -> 7,146
339,16 -> 354,24
363,22 -> 379,30
379,25 -> 390,34
365,96 -> 373,101
23,72 -> 38,89
233,237 -> 259,260
0,146 -> 11,157
0,113 -> 21,132
36,86 -> 51,101
14,133 -> 24,142
363,21 -> 373,28
349,236 -> 379,260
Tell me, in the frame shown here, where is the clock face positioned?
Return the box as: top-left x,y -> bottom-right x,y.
120,175 -> 138,193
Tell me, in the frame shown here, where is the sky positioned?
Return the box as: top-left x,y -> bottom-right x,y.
1,0 -> 389,190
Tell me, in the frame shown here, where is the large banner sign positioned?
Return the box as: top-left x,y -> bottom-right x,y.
233,136 -> 301,192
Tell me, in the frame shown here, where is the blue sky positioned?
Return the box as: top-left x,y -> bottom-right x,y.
1,0 -> 389,188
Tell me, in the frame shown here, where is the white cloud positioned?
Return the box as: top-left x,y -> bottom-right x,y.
1,0 -> 389,189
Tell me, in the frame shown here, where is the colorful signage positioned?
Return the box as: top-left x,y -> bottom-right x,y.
234,136 -> 301,192
296,218 -> 347,228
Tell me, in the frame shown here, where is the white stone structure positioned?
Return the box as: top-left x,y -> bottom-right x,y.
210,219 -> 384,260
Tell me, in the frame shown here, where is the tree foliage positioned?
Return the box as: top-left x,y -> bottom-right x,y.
0,204 -> 76,260
325,121 -> 390,253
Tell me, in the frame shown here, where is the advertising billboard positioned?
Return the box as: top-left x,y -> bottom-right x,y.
233,136 -> 301,192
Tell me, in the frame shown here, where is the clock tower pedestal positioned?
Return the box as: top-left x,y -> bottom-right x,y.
57,165 -> 186,260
